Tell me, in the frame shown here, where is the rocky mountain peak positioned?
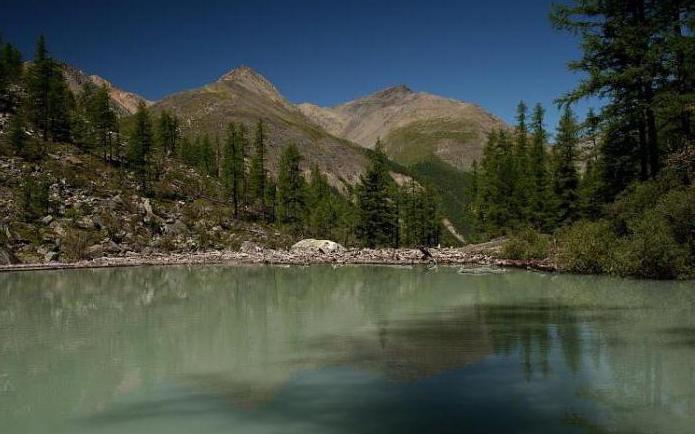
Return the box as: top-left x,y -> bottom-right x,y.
372,85 -> 413,100
218,65 -> 283,101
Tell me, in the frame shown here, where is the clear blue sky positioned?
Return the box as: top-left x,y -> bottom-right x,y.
0,0 -> 599,130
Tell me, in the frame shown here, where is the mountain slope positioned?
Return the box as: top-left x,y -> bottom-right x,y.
298,85 -> 506,170
151,66 -> 368,186
62,64 -> 153,116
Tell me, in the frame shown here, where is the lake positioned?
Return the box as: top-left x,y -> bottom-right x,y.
1,265 -> 694,433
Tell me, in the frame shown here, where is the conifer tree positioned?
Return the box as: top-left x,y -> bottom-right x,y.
479,129 -> 516,232
249,120 -> 267,214
6,113 -> 26,155
222,123 -> 245,217
0,41 -> 23,113
356,141 -> 399,248
307,164 -> 336,238
277,143 -> 306,231
551,106 -> 580,225
513,101 -> 531,221
127,102 -> 154,190
528,103 -> 551,229
199,134 -> 215,177
93,85 -> 117,161
237,123 -> 249,209
156,110 -> 179,156
25,35 -> 51,142
264,176 -> 277,223
24,35 -> 72,143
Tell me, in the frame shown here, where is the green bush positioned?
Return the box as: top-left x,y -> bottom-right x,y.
59,228 -> 94,262
19,176 -> 50,221
611,209 -> 689,279
501,228 -> 551,260
557,220 -> 617,274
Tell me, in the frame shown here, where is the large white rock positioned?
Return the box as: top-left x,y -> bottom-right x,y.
291,239 -> 345,254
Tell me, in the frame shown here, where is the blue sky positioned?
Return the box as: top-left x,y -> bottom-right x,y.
0,0 -> 598,130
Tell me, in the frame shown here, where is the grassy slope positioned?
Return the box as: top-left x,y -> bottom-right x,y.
383,118 -> 480,168
408,156 -> 478,241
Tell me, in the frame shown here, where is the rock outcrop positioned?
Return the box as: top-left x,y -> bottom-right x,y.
291,239 -> 345,254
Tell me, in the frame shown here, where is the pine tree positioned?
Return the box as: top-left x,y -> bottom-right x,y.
513,101 -> 531,221
356,141 -> 399,248
249,119 -> 267,215
264,176 -> 277,223
307,164 -> 337,238
156,110 -> 179,156
25,35 -> 51,142
528,103 -> 551,229
277,143 -> 306,231
199,134 -> 215,177
222,122 -> 245,218
237,123 -> 249,209
0,41 -> 23,113
479,129 -> 516,232
6,113 -> 26,155
127,102 -> 154,190
551,1 -> 695,192
24,35 -> 72,143
551,106 -> 580,225
93,85 -> 116,161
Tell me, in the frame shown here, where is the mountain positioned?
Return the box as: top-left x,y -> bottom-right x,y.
62,64 -> 153,116
151,66 -> 369,186
298,85 -> 506,170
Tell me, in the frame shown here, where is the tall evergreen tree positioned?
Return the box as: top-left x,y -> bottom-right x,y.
551,0 -> 695,195
24,35 -> 71,143
528,103 -> 551,229
127,102 -> 154,190
156,110 -> 179,156
277,143 -> 306,231
0,41 -> 23,113
222,123 -> 245,218
264,176 -> 277,223
479,129 -> 516,232
249,119 -> 267,215
513,100 -> 531,221
356,141 -> 399,248
93,85 -> 117,161
307,164 -> 337,238
551,106 -> 580,225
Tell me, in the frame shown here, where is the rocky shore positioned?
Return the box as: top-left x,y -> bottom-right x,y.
0,244 -> 557,273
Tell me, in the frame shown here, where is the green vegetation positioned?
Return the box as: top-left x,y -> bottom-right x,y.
469,1 -> 694,278
383,118 -> 477,166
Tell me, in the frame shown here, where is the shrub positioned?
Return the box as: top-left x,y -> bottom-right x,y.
612,209 -> 690,279
557,220 -> 617,274
19,176 -> 50,221
501,228 -> 551,260
59,228 -> 94,262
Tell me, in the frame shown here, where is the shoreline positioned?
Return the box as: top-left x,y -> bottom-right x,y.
0,247 -> 557,273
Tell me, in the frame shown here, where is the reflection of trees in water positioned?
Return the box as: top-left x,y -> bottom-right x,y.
1,267 -> 694,433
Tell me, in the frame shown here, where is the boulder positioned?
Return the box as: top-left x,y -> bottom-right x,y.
76,216 -> 96,230
165,220 -> 188,237
291,239 -> 345,254
41,215 -> 54,225
240,241 -> 263,254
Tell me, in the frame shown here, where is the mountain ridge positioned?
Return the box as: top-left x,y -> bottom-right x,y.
298,83 -> 507,170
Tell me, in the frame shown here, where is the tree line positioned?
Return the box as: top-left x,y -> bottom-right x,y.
474,0 -> 694,278
1,34 -> 441,249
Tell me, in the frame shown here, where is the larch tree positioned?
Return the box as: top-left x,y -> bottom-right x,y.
277,143 -> 306,231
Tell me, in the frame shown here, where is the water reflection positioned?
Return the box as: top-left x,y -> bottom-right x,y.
0,266 -> 694,433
